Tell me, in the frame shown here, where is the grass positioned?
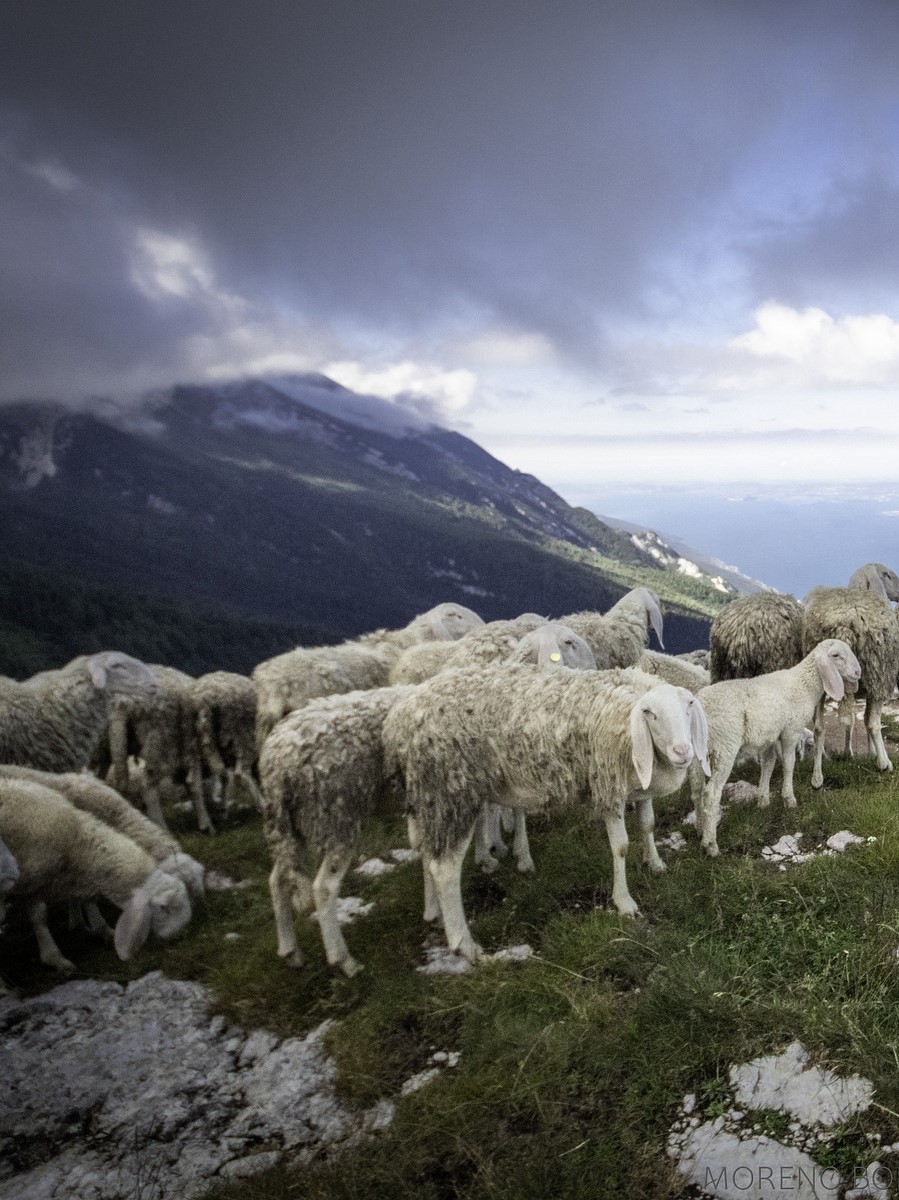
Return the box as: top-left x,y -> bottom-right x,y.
7,752 -> 899,1198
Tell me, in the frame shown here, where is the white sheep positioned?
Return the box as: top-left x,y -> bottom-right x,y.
384,666 -> 709,962
802,588 -> 899,780
560,587 -> 664,669
692,639 -> 861,858
0,653 -> 158,774
0,777 -> 192,977
637,649 -> 709,692
388,613 -> 547,685
258,624 -> 595,976
186,671 -> 262,828
253,602 -> 484,744
848,562 -> 899,602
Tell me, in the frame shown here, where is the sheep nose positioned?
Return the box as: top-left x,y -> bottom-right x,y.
671,743 -> 692,764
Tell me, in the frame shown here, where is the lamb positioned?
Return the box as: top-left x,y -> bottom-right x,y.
105,665 -> 200,831
802,588 -> 899,783
388,613 -> 547,685
0,652 -> 158,774
560,587 -> 664,669
709,592 -> 804,683
259,623 -> 595,976
0,777 -> 192,977
848,562 -> 899,603
0,765 -> 205,901
692,639 -> 861,858
637,649 -> 710,692
384,666 -> 709,962
253,602 -> 485,744
186,671 -> 262,828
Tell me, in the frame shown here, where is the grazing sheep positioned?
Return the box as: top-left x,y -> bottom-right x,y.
0,765 -> 205,901
388,614 -> 546,684
638,649 -> 710,692
384,667 -> 709,961
0,653 -> 158,774
0,777 -> 192,976
187,671 -> 262,827
259,624 -> 595,976
802,588 -> 899,782
560,587 -> 664,670
105,666 -> 200,831
848,562 -> 899,603
693,640 -> 861,857
709,592 -> 805,683
253,602 -> 484,744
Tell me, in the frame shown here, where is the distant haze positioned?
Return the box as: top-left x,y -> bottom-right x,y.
580,482 -> 899,598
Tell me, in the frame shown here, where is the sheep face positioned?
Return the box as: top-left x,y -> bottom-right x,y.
113,869 -> 191,961
521,624 -> 596,670
158,852 -> 206,900
629,684 -> 710,790
88,652 -> 159,698
877,565 -> 899,601
426,603 -> 485,640
813,639 -> 861,700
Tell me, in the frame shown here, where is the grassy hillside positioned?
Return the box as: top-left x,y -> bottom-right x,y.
6,737 -> 899,1198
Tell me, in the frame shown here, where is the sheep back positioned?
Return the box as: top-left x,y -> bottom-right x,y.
710,592 -> 804,682
802,588 -> 899,703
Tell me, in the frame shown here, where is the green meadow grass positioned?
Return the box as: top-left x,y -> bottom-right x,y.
6,753 -> 899,1198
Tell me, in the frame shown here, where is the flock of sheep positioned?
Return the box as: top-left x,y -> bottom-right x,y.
0,561 -> 897,989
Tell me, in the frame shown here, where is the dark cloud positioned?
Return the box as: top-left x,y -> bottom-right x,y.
3,0 -> 899,401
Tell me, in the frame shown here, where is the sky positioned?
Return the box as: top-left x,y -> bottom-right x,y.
3,0 -> 899,527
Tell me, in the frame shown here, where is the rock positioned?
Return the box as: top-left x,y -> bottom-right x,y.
730,1041 -> 873,1127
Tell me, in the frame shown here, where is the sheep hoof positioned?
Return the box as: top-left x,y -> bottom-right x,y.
702,842 -> 720,858
516,857 -> 536,874
458,938 -> 484,963
339,957 -> 364,978
615,898 -> 640,918
784,797 -> 797,809
756,795 -> 770,809
491,840 -> 510,859
647,858 -> 667,875
880,760 -> 894,773
811,776 -> 824,790
423,908 -> 441,924
478,854 -> 500,875
53,956 -> 76,975
280,949 -> 305,970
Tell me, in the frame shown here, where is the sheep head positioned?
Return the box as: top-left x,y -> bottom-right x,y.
425,603 -> 485,641
87,652 -> 159,698
515,624 -> 596,670
113,868 -> 191,961
629,684 -> 710,790
812,639 -> 861,701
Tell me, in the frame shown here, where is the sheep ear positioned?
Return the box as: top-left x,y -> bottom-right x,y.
629,702 -> 655,790
690,699 -> 711,777
645,593 -> 664,650
113,891 -> 153,961
87,657 -> 108,689
814,645 -> 845,701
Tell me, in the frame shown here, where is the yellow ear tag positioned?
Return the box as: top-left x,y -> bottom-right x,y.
550,652 -> 562,662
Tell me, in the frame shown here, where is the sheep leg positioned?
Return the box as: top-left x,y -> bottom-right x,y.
838,695 -> 855,757
473,804 -> 500,874
865,699 -> 893,771
488,805 -> 509,857
512,810 -> 535,873
603,806 -> 638,917
185,762 -> 215,834
82,900 -> 114,942
27,900 -> 75,973
756,746 -> 778,808
500,806 -> 516,835
429,828 -> 482,962
235,763 -> 264,811
313,850 -> 362,977
698,754 -> 733,857
778,737 -> 799,808
637,795 -> 665,874
811,699 -> 827,789
408,815 -> 441,922
268,861 -> 304,968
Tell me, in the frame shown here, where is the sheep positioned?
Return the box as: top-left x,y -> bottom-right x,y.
679,648 -> 711,670
384,666 -> 709,962
105,665 -> 200,831
253,602 -> 485,744
259,623 -> 596,976
692,639 -> 861,858
186,671 -> 262,828
388,613 -> 547,685
0,652 -> 158,774
709,592 -> 804,683
0,835 -> 18,894
848,562 -> 899,603
560,587 -> 664,670
638,649 -> 710,692
0,765 -> 205,902
0,777 -> 192,976
802,588 -> 899,783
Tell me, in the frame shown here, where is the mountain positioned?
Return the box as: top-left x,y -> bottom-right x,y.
0,374 -> 736,674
